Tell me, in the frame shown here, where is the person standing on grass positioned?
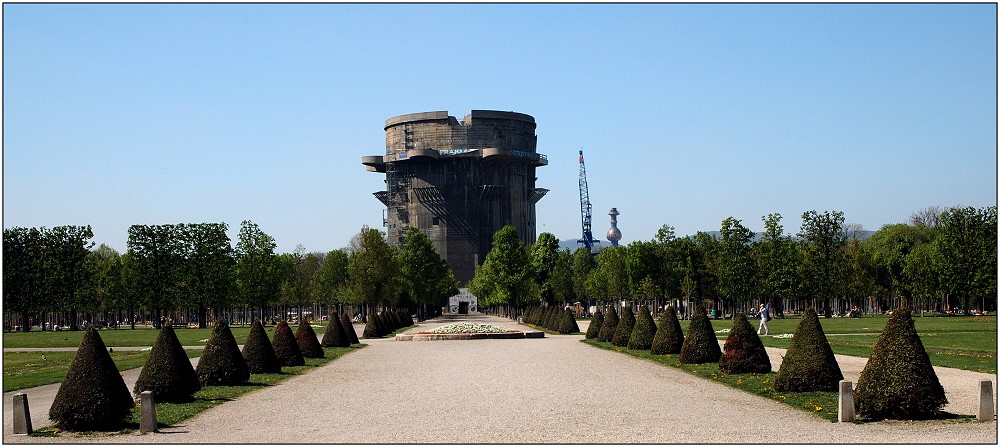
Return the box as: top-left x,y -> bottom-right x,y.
757,302 -> 770,336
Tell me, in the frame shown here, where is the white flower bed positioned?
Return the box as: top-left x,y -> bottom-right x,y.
771,333 -> 794,338
421,322 -> 518,334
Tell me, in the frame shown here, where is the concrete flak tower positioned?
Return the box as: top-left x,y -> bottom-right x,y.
607,207 -> 621,247
362,110 -> 548,285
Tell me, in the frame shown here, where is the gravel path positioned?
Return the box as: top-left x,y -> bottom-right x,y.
4,316 -> 996,444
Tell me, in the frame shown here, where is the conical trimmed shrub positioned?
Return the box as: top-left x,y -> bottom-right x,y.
49,327 -> 134,431
774,308 -> 843,392
272,320 -> 305,367
651,306 -> 683,355
374,312 -> 388,336
296,322 -> 324,358
854,307 -> 947,420
558,308 -> 580,334
195,320 -> 251,386
340,312 -> 360,345
627,306 -> 656,350
546,306 -> 560,330
133,325 -> 201,402
242,320 -> 280,374
585,310 -> 604,339
612,306 -> 636,347
363,314 -> 380,338
719,313 -> 771,374
598,307 -> 619,342
679,305 -> 722,364
322,313 -> 351,347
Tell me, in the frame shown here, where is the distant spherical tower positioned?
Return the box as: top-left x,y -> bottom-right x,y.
362,110 -> 548,285
607,207 -> 622,247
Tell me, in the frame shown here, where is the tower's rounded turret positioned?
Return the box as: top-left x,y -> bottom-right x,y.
607,207 -> 622,247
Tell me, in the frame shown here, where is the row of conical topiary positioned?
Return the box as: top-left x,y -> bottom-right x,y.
586,304 -> 948,420
522,305 -> 580,334
49,317 -> 357,431
362,309 -> 414,338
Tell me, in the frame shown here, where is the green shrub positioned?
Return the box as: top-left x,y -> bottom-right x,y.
627,306 -> 656,350
545,306 -> 559,330
558,308 -> 580,334
679,305 -> 721,364
374,312 -> 388,336
322,312 -> 351,348
295,321 -> 325,358
598,307 -> 619,342
718,313 -> 771,374
773,308 -> 843,392
854,307 -> 947,420
340,312 -> 360,345
133,325 -> 201,402
48,327 -> 134,431
242,320 -> 280,374
651,306 -> 683,355
272,320 -> 305,367
363,314 -> 381,339
195,320 -> 251,386
585,310 -> 604,339
612,306 -> 636,347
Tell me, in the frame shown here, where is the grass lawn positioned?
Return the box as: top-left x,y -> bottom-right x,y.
2,323 -> 347,348
3,349 -> 203,392
29,344 -> 365,438
659,315 -> 997,374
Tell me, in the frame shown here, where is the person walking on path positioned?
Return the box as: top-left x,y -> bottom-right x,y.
757,302 -> 770,335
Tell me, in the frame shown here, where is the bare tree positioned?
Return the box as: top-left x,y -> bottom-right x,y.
909,206 -> 947,227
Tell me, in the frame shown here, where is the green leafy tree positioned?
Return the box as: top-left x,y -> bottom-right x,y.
798,210 -> 848,317
401,227 -> 457,320
234,220 -> 282,318
179,223 -> 235,328
937,206 -> 997,314
717,217 -> 756,311
469,226 -> 535,312
571,247 -> 595,305
854,307 -> 947,419
315,249 -> 351,312
4,227 -> 47,331
529,232 -> 562,305
756,213 -> 799,318
128,224 -> 184,326
348,227 -> 403,311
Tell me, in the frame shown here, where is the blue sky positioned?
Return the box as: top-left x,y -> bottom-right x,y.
4,3 -> 996,254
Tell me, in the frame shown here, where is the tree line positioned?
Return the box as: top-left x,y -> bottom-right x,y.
471,206 -> 996,319
3,221 -> 458,331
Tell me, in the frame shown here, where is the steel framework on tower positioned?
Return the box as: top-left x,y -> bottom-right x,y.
577,150 -> 601,253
